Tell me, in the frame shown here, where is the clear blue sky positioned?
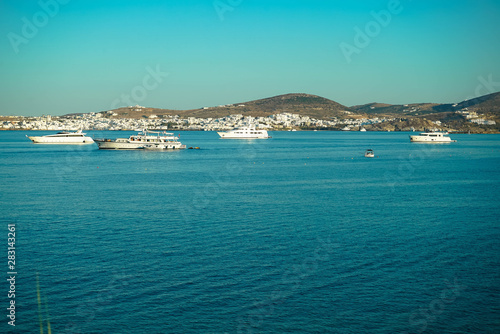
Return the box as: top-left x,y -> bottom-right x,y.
1,0 -> 500,116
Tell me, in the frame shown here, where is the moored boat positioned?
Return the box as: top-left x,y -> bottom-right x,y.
365,149 -> 375,158
26,130 -> 94,144
410,131 -> 457,143
217,125 -> 269,139
94,130 -> 186,150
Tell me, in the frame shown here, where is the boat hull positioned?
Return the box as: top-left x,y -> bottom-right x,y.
95,140 -> 186,150
27,136 -> 94,144
217,132 -> 269,139
95,140 -> 144,149
95,130 -> 186,150
410,136 -> 455,143
365,149 -> 375,158
144,144 -> 187,150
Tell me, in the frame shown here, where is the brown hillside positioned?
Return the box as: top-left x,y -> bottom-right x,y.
177,93 -> 351,119
457,91 -> 500,115
351,102 -> 441,116
102,93 -> 352,120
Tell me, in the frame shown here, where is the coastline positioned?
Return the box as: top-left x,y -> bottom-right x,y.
2,128 -> 498,134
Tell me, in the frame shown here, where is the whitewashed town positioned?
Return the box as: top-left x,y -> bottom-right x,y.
1,108 -> 397,131
1,100 -> 496,133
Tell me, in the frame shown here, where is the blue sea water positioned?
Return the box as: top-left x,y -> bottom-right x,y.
1,130 -> 499,334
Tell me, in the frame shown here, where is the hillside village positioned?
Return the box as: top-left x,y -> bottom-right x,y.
0,108 -> 396,131
1,92 -> 499,133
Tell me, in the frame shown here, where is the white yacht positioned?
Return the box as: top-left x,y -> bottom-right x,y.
410,131 -> 457,143
359,127 -> 367,132
95,130 -> 186,150
217,125 -> 270,139
26,130 -> 94,144
341,126 -> 351,131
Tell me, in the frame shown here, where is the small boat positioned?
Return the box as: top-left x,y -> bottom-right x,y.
409,131 -> 457,143
341,126 -> 351,131
95,130 -> 186,150
359,127 -> 367,132
217,125 -> 270,139
365,149 -> 375,158
26,130 -> 94,144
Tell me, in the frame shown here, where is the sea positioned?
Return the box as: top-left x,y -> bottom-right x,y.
1,130 -> 499,334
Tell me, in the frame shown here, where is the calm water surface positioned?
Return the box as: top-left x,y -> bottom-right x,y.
1,131 -> 499,333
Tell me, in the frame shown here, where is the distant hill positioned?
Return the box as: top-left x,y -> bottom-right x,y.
101,93 -> 352,120
455,91 -> 500,115
351,91 -> 500,117
351,102 -> 442,116
68,91 -> 500,126
350,103 -> 392,114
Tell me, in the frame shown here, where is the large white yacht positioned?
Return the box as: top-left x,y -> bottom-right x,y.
95,130 -> 186,150
410,131 -> 457,143
26,130 -> 94,144
217,125 -> 270,139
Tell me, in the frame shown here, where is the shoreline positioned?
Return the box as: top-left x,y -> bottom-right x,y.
2,129 -> 499,134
